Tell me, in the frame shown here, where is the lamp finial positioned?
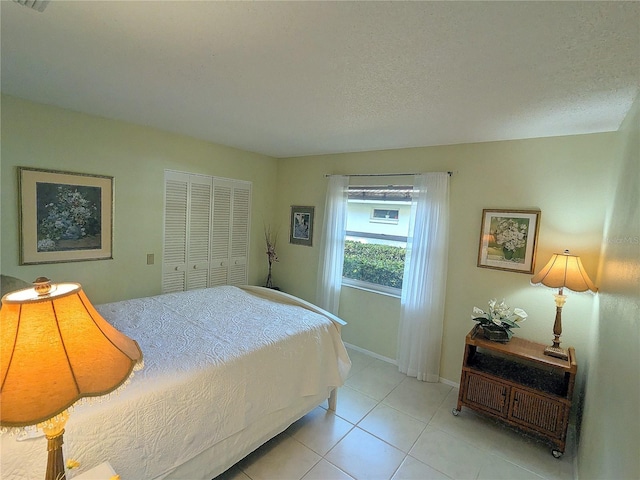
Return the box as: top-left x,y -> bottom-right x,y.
33,277 -> 53,296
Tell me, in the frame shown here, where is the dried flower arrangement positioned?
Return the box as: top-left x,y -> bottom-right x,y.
264,225 -> 278,289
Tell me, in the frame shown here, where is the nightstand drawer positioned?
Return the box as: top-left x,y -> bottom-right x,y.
510,388 -> 567,438
463,371 -> 510,417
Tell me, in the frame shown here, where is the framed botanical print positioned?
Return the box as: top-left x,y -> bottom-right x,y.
477,208 -> 541,274
19,167 -> 114,264
289,205 -> 314,246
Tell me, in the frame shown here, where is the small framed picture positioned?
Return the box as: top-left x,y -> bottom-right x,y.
18,167 -> 114,265
477,209 -> 541,274
289,205 -> 314,246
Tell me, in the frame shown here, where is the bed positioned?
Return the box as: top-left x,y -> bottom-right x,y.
1,285 -> 351,480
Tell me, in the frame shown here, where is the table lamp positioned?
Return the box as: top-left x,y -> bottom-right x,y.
0,277 -> 143,480
531,250 -> 597,360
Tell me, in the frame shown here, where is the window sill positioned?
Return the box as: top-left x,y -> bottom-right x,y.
341,280 -> 401,299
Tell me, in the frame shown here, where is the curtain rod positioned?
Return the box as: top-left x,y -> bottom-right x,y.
324,171 -> 454,178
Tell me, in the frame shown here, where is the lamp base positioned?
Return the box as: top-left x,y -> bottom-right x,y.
39,411 -> 69,480
544,295 -> 569,361
544,345 -> 569,360
45,430 -> 66,480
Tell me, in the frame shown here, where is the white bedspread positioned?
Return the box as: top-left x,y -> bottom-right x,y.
1,286 -> 351,479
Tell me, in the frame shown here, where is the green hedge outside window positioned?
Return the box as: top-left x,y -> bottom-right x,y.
342,240 -> 406,289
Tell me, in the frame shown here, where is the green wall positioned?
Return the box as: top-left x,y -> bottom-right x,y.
275,134 -> 616,385
577,95 -> 639,479
2,91 -> 635,475
2,94 -> 617,385
0,95 -> 279,304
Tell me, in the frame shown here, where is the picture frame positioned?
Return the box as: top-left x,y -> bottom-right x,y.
18,167 -> 114,265
289,205 -> 314,246
477,208 -> 541,274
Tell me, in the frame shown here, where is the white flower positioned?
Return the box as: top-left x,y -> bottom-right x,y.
513,308 -> 528,322
471,299 -> 528,331
494,218 -> 528,251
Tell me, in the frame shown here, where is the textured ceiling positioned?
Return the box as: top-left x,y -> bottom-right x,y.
2,1 -> 639,158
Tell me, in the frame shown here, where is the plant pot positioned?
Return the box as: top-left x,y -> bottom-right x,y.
481,324 -> 511,343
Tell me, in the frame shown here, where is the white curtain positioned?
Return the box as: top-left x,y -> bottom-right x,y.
316,175 -> 349,315
397,173 -> 450,382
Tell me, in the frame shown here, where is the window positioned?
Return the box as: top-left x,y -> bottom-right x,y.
371,208 -> 399,224
342,186 -> 412,295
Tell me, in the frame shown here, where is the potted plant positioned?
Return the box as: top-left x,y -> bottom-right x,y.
471,299 -> 528,342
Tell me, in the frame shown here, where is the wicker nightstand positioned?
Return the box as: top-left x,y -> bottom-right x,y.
453,326 -> 577,457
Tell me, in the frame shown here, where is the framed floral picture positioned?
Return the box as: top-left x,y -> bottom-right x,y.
477,209 -> 541,274
289,205 -> 314,246
18,167 -> 114,264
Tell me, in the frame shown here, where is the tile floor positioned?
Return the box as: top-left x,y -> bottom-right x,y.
216,348 -> 575,480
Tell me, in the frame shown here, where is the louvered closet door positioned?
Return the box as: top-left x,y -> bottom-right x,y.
162,173 -> 189,293
164,171 -> 251,291
228,183 -> 251,285
210,183 -> 232,287
187,176 -> 212,290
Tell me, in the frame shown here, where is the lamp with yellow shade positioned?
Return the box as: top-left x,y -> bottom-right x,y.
531,250 -> 597,360
0,277 -> 143,480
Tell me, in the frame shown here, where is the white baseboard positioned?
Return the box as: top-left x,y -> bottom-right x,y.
439,377 -> 460,388
344,342 -> 397,365
343,342 -> 460,388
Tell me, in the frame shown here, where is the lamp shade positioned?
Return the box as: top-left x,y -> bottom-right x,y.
531,250 -> 597,293
0,281 -> 143,427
